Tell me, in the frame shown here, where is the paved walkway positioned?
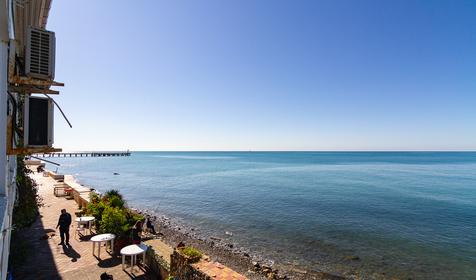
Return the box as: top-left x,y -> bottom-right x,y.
13,170 -> 157,280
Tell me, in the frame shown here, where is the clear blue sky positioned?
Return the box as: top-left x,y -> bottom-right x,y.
47,0 -> 476,151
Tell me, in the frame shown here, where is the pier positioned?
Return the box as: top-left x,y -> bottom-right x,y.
34,151 -> 131,157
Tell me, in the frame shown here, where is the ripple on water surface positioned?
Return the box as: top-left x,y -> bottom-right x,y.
46,152 -> 476,280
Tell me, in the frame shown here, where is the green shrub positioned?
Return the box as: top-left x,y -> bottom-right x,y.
179,246 -> 202,262
86,199 -> 107,225
104,189 -> 123,201
90,192 -> 100,203
86,189 -> 144,238
98,189 -> 124,206
13,156 -> 43,228
126,209 -> 144,225
86,189 -> 129,226
110,195 -> 125,208
100,206 -> 129,236
10,156 -> 43,270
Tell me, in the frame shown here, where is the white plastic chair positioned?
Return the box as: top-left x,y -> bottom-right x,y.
75,224 -> 85,239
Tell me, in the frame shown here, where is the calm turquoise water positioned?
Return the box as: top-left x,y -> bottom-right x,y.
45,152 -> 476,279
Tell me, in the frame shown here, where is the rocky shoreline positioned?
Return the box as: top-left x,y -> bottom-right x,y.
134,208 -> 347,280
53,170 -> 349,279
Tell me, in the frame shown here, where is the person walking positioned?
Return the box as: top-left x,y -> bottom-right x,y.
56,209 -> 72,246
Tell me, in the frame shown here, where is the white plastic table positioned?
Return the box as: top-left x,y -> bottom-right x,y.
120,244 -> 147,272
90,233 -> 115,259
75,216 -> 95,234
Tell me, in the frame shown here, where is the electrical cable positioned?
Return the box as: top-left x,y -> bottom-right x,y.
7,91 -> 23,143
42,94 -> 72,128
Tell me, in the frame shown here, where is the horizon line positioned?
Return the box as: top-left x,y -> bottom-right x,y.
59,150 -> 476,153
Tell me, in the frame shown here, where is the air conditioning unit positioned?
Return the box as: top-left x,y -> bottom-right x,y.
24,96 -> 54,147
25,26 -> 56,80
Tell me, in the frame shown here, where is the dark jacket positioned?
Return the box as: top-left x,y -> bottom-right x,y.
131,227 -> 141,242
57,212 -> 72,229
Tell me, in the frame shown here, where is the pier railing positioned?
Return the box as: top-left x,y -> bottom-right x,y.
33,151 -> 131,157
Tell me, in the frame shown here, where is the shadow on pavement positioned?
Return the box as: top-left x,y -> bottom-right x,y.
11,215 -> 62,279
62,244 -> 81,262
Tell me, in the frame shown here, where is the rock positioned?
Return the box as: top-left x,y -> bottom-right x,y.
244,253 -> 250,257
344,255 -> 360,261
291,268 -> 307,274
262,265 -> 272,274
227,243 -> 233,248
210,236 -> 221,241
252,261 -> 261,271
315,272 -> 346,280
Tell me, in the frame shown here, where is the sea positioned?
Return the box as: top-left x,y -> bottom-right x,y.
44,152 -> 476,279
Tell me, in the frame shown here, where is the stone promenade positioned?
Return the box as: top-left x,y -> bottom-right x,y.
13,170 -> 156,280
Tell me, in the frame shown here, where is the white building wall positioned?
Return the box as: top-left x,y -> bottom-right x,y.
0,0 -> 16,278
0,0 -> 8,196
0,34 -> 9,280
1,156 -> 16,280
1,0 -> 53,277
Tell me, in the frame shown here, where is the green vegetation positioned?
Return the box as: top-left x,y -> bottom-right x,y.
9,156 -> 44,270
179,246 -> 203,262
13,156 -> 43,228
104,189 -> 123,200
100,206 -> 129,235
86,189 -> 144,239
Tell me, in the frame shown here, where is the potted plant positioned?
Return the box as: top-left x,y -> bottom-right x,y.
178,246 -> 203,263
